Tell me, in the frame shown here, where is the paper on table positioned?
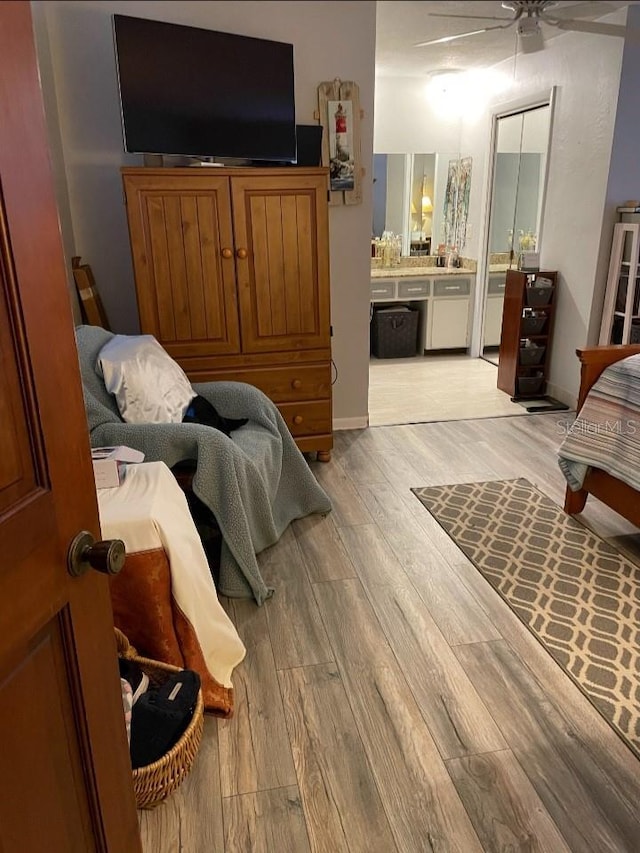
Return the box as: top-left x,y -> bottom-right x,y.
91,445 -> 145,463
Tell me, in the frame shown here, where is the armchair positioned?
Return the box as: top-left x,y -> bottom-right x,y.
76,325 -> 331,604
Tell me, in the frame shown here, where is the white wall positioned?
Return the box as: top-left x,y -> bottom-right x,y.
374,76 -> 463,153
375,11 -> 626,404
33,0 -> 376,424
374,77 -> 480,256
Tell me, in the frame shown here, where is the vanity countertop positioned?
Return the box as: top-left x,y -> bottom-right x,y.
371,266 -> 475,279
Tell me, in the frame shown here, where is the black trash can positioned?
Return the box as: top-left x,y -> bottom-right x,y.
370,305 -> 419,358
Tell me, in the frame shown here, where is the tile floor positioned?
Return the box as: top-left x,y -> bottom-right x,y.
368,353 -> 526,426
482,348 -> 500,366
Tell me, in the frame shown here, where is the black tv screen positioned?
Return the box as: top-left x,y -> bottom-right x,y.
113,15 -> 296,162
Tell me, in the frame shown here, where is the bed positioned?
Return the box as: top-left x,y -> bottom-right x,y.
560,344 -> 640,526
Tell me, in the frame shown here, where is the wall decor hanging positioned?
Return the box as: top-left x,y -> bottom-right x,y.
442,156 -> 472,252
317,79 -> 362,206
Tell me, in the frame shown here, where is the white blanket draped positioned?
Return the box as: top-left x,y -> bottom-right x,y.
98,461 -> 246,688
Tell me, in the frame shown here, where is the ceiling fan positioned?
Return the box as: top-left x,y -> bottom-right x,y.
415,1 -> 629,53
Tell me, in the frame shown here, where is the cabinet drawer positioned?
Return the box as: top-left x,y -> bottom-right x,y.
221,364 -> 331,403
370,281 -> 395,300
278,400 -> 332,437
397,279 -> 430,299
488,275 -> 506,295
433,278 -> 471,297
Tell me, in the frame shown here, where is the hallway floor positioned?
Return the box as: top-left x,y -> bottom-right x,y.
368,353 -> 525,426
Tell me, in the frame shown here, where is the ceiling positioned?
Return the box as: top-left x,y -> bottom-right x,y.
375,1 -> 631,77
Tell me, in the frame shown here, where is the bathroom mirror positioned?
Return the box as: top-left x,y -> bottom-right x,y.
373,150 -> 472,261
372,153 -> 436,255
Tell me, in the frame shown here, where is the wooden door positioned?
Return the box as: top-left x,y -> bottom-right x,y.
0,5 -> 141,851
231,173 -> 331,354
122,169 -> 241,359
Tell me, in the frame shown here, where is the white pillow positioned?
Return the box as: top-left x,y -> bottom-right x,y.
97,334 -> 196,424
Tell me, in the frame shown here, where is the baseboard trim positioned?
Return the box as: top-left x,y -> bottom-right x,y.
545,381 -> 576,410
333,415 -> 369,431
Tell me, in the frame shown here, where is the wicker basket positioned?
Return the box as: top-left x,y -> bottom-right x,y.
115,628 -> 204,809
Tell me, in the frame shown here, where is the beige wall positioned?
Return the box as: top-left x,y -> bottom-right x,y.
33,0 -> 376,424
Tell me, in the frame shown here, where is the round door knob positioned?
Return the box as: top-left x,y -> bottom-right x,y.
236,248 -> 248,260
221,248 -> 233,259
293,415 -> 304,425
67,531 -> 126,578
291,379 -> 302,390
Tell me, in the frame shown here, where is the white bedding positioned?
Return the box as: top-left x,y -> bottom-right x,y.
97,461 -> 246,688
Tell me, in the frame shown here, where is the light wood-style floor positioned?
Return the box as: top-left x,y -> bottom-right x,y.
368,355 -> 526,425
140,414 -> 640,852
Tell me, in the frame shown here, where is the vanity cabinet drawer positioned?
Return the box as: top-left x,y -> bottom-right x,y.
433,278 -> 471,297
398,279 -> 430,299
488,275 -> 506,295
370,281 -> 396,300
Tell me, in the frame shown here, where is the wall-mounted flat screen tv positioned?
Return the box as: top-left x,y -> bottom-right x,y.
113,15 -> 296,162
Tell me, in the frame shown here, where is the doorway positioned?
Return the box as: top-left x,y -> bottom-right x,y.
368,96 -> 554,427
368,147 -> 527,426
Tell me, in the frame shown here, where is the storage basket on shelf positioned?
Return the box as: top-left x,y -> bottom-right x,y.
520,314 -> 546,335
525,280 -> 554,307
115,628 -> 204,809
519,342 -> 546,365
517,372 -> 544,396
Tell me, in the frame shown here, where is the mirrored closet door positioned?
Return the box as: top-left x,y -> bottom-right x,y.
481,103 -> 551,365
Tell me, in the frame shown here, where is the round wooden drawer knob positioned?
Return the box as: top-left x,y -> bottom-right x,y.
293,415 -> 304,425
221,248 -> 233,259
236,248 -> 248,260
291,379 -> 302,390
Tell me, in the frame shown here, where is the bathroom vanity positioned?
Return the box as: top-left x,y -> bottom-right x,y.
370,266 -> 475,353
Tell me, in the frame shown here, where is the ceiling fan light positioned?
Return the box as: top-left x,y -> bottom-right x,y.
518,18 -> 544,53
517,18 -> 541,37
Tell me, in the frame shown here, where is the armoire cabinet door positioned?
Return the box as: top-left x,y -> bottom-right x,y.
231,174 -> 331,354
123,172 -> 241,356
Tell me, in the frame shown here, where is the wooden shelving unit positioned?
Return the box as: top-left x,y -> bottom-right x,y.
497,269 -> 558,400
599,222 -> 640,345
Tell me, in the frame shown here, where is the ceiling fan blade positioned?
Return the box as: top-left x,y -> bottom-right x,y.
546,18 -> 628,37
428,12 -> 516,22
545,2 -> 615,20
415,21 -> 516,48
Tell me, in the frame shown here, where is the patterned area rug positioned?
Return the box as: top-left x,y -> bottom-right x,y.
412,478 -> 640,758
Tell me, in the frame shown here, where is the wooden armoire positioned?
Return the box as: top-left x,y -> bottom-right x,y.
121,166 -> 333,460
